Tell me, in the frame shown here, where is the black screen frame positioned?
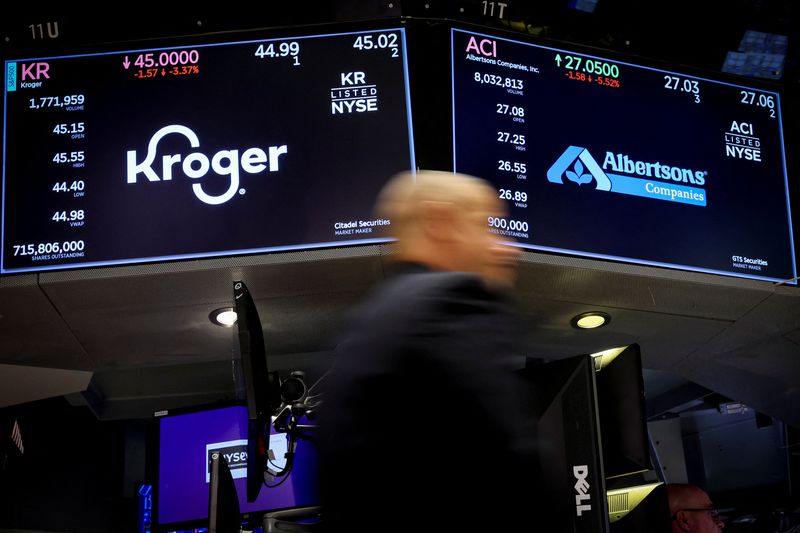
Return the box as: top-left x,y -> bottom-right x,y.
151,401 -> 247,533
208,452 -> 243,533
594,344 -> 652,480
2,16 -> 797,284
520,354 -> 610,533
446,19 -> 798,285
0,18 -> 417,275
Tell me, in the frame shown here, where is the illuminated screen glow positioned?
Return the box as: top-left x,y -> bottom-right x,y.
2,28 -> 415,273
451,28 -> 796,283
156,405 -> 317,527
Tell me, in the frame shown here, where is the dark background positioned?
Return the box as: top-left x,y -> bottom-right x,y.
1,2 -> 798,532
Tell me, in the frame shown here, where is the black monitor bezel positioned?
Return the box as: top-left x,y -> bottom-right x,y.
151,401 -> 249,532
446,19 -> 797,285
0,18 -> 416,276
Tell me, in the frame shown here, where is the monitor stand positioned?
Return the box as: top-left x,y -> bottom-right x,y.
262,505 -> 321,533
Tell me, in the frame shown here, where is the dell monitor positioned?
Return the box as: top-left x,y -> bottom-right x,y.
519,344 -> 653,532
592,344 -> 652,479
519,354 -> 610,533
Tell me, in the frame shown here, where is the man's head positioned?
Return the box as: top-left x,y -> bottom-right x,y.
667,484 -> 724,532
376,170 -> 520,287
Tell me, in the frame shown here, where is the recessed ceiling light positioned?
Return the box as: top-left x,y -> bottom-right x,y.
209,307 -> 237,327
571,311 -> 610,329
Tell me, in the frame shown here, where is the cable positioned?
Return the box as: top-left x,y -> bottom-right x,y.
263,465 -> 293,489
306,370 -> 330,394
259,368 -> 318,490
263,444 -> 297,488
268,458 -> 285,470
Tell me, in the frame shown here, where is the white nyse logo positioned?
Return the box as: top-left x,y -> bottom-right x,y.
724,121 -> 762,162
330,71 -> 378,114
573,465 -> 592,516
126,125 -> 288,205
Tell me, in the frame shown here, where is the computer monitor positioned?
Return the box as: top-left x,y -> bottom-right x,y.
607,482 -> 671,533
450,24 -> 796,285
519,354 -> 610,533
1,24 -> 415,274
208,452 -> 242,533
233,280 -> 281,503
154,403 -> 318,531
592,344 -> 652,479
519,344 -> 652,532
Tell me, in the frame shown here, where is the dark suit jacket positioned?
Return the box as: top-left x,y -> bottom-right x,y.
316,264 -> 539,532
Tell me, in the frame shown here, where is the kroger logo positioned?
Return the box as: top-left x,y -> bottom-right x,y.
126,125 -> 288,205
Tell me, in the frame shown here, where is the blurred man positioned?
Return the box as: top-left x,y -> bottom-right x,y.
317,170 -> 534,533
374,169 -> 521,287
667,483 -> 725,532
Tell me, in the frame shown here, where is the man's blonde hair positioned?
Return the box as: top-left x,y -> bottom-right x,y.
375,170 -> 497,239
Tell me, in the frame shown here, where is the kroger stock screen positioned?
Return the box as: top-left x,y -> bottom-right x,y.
452,28 -> 796,283
1,28 -> 414,273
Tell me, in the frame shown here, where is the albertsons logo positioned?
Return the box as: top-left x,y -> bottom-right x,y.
547,146 -> 611,190
546,146 -> 707,207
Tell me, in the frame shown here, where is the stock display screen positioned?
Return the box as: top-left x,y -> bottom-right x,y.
452,28 -> 796,283
2,28 -> 414,273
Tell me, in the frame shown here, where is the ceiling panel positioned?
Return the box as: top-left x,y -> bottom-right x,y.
1,246 -> 798,428
0,274 -> 90,369
678,334 -> 800,428
518,298 -> 732,370
515,252 -> 773,320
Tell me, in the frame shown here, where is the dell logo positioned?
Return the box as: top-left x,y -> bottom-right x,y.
126,125 -> 288,205
573,465 -> 592,516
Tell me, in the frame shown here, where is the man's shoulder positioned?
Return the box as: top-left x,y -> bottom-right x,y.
389,270 -> 485,294
368,271 -> 490,314
342,271 -> 516,347
329,272 -> 489,380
